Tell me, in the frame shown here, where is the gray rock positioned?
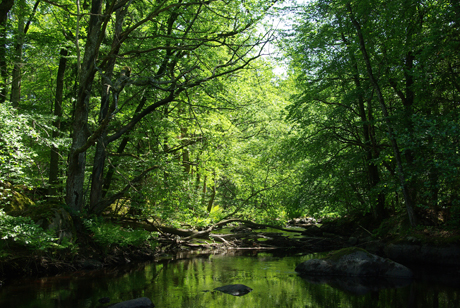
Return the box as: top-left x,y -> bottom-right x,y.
109,297 -> 154,308
214,284 -> 252,296
295,247 -> 413,278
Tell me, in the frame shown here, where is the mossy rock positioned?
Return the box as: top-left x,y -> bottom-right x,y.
323,247 -> 372,262
0,181 -> 34,214
296,247 -> 413,278
26,203 -> 76,243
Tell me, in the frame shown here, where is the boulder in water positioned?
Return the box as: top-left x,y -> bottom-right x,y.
295,247 -> 413,278
109,297 -> 154,308
214,284 -> 253,296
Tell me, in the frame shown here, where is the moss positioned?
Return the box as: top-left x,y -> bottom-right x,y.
323,247 -> 370,262
25,202 -> 60,223
0,182 -> 35,214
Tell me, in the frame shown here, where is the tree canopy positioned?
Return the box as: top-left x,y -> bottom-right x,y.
1,0 -> 459,255
283,0 -> 460,226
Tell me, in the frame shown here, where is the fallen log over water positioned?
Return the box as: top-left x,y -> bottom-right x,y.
112,217 -> 344,253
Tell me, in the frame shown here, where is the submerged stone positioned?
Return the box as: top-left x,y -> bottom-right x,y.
295,247 -> 413,278
109,297 -> 154,308
214,284 -> 253,296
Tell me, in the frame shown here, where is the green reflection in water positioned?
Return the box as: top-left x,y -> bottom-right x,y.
0,251 -> 459,308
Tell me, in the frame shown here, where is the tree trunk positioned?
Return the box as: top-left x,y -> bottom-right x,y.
347,3 -> 416,227
102,96 -> 146,200
88,64 -> 114,212
48,47 -> 68,199
89,5 -> 131,213
343,33 -> 386,220
65,0 -> 104,215
0,0 -> 14,104
207,171 -> 217,212
10,0 -> 25,108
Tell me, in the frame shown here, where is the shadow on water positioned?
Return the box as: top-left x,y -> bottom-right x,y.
0,249 -> 459,307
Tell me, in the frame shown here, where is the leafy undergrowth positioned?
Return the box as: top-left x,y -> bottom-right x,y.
0,213 -> 160,280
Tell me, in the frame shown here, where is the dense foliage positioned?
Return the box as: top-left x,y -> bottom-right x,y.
0,0 -> 459,255
0,0 -> 298,253
283,0 -> 460,226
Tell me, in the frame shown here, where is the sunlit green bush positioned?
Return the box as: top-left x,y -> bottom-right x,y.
83,218 -> 157,249
0,209 -> 62,251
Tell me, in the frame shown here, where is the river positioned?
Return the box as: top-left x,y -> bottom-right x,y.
0,249 -> 459,307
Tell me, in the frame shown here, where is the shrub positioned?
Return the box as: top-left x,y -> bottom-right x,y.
83,218 -> 156,250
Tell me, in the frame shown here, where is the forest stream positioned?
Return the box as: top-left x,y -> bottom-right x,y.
1,238 -> 459,307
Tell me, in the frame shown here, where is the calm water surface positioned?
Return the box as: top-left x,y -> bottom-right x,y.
0,250 -> 459,307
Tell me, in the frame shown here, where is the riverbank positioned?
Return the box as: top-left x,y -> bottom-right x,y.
1,213 -> 459,282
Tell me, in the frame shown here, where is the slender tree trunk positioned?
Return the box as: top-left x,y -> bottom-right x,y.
343,32 -> 386,220
88,67 -> 114,212
101,96 -> 146,200
0,0 -> 14,104
49,47 -> 68,199
181,126 -> 190,173
10,0 -> 25,108
66,0 -> 104,214
347,3 -> 416,226
10,0 -> 39,107
207,171 -> 217,212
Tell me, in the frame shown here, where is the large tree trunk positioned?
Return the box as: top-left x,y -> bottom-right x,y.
49,47 -> 68,199
89,5 -> 130,213
65,0 -> 104,214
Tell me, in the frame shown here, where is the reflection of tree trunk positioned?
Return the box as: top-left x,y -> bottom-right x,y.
407,282 -> 416,308
49,48 -> 68,199
347,3 -> 416,226
432,289 -> 439,308
0,0 -> 14,104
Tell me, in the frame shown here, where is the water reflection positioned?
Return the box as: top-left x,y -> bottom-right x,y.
0,250 -> 459,308
299,274 -> 412,295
